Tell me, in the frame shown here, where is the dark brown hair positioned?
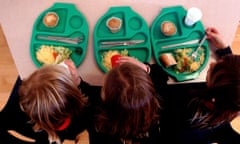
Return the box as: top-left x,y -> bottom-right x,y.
19,65 -> 87,137
191,55 -> 240,128
95,62 -> 161,138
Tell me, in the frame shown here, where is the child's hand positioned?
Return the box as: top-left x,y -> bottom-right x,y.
117,56 -> 150,73
63,59 -> 81,86
205,27 -> 228,49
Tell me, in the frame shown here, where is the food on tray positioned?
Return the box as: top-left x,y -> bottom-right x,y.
102,49 -> 128,71
43,12 -> 59,27
106,16 -> 122,33
36,45 -> 72,65
173,47 -> 205,73
161,21 -> 177,36
159,53 -> 177,68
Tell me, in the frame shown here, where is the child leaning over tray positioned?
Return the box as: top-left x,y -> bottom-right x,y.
176,27 -> 240,144
65,56 -> 170,143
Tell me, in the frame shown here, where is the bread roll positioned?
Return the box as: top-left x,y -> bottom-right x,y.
106,17 -> 122,33
161,21 -> 177,36
43,12 -> 59,27
160,53 -> 177,67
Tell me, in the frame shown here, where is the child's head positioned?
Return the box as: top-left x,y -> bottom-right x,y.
207,55 -> 240,112
193,55 -> 240,128
97,62 -> 161,138
19,65 -> 87,137
208,55 -> 240,87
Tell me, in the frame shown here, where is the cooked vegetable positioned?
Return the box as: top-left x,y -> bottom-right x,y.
36,45 -> 72,65
173,47 -> 204,73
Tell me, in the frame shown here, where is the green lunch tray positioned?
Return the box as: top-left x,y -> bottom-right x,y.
93,6 -> 151,73
150,5 -> 210,82
30,2 -> 89,68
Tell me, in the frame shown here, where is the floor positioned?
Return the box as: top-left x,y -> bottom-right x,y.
0,24 -> 18,110
0,22 -> 240,143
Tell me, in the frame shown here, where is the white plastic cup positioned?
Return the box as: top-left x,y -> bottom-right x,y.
184,7 -> 202,26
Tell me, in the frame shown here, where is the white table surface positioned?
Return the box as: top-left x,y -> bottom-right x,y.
1,0 -> 240,85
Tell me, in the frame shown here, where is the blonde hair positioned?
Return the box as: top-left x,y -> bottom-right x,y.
19,65 -> 87,137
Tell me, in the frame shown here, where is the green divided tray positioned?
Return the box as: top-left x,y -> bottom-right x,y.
30,2 -> 89,68
93,6 -> 151,73
150,5 -> 210,81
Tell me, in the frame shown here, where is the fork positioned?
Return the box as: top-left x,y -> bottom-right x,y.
191,35 -> 207,60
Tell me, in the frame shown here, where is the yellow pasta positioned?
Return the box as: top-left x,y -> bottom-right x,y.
36,45 -> 56,64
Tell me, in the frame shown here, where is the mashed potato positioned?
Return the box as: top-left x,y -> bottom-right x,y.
36,45 -> 72,65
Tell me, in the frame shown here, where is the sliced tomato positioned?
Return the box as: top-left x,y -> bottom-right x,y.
52,51 -> 58,60
183,57 -> 189,67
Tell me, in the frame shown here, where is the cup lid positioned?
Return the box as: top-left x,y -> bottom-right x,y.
187,7 -> 202,21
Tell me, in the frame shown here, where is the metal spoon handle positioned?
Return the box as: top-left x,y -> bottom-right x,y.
191,35 -> 207,59
198,35 -> 207,48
